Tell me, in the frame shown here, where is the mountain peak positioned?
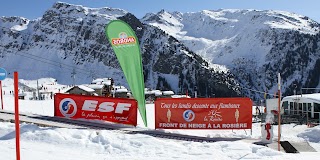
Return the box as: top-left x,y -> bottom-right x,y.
143,8 -> 320,38
158,9 -> 166,14
50,1 -> 128,18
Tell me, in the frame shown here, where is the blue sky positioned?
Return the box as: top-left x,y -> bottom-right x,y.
0,0 -> 319,22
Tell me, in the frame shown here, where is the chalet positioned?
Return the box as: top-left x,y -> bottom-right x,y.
87,84 -> 110,97
89,78 -> 113,97
91,78 -> 113,85
113,86 -> 129,98
64,85 -> 95,96
18,93 -> 26,100
171,95 -> 191,98
161,91 -> 175,98
145,88 -> 162,102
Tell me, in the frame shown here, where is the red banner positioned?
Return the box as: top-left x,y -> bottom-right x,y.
54,93 -> 137,126
155,98 -> 252,129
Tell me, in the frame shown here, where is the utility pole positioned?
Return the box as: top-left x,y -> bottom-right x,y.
71,68 -> 76,86
90,70 -> 96,81
37,80 -> 40,100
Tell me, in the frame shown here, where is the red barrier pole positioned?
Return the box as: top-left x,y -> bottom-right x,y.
0,80 -> 3,110
14,72 -> 20,160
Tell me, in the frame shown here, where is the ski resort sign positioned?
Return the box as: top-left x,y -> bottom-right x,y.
0,68 -> 7,80
155,98 -> 252,129
54,93 -> 138,126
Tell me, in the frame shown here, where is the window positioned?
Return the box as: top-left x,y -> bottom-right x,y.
308,103 -> 312,118
314,103 -> 320,112
282,101 -> 288,109
282,101 -> 289,114
308,103 -> 312,111
303,103 -> 307,112
294,102 -> 298,114
290,102 -> 294,115
299,103 -> 302,114
315,113 -> 319,119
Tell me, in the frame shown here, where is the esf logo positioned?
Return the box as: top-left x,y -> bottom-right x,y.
81,100 -> 132,114
59,98 -> 77,118
183,110 -> 195,122
59,98 -> 133,118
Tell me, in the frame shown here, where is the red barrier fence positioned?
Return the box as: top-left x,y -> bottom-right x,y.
54,93 -> 138,126
155,98 -> 252,129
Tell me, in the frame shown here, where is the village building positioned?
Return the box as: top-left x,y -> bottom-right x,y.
18,92 -> 27,100
145,88 -> 162,103
281,93 -> 320,123
88,78 -> 114,97
86,84 -> 110,96
161,91 -> 175,98
64,85 -> 96,96
91,78 -> 113,86
113,86 -> 129,98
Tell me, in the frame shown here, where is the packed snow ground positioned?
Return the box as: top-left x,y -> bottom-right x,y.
1,78 -> 320,159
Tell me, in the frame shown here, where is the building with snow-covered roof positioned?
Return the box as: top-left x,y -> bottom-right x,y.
115,88 -> 128,93
88,78 -> 114,97
145,89 -> 162,96
91,78 -> 113,86
144,89 -> 175,102
171,95 -> 191,98
157,90 -> 175,98
87,84 -> 104,89
87,84 -> 112,97
281,93 -> 320,120
145,88 -> 162,103
162,91 -> 174,96
64,85 -> 95,96
112,86 -> 129,98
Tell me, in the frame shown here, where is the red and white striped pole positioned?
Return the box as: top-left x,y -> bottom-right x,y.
14,72 -> 20,160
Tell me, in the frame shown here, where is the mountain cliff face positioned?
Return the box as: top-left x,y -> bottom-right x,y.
0,2 -> 240,98
141,9 -> 320,100
2,2 -> 320,101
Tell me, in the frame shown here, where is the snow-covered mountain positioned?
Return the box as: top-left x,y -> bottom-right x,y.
2,2 -> 320,101
0,2 -> 240,98
141,9 -> 320,99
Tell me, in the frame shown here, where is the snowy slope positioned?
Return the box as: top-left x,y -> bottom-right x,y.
1,78 -> 320,159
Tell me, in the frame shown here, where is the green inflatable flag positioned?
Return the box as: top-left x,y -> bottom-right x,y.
105,20 -> 147,127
